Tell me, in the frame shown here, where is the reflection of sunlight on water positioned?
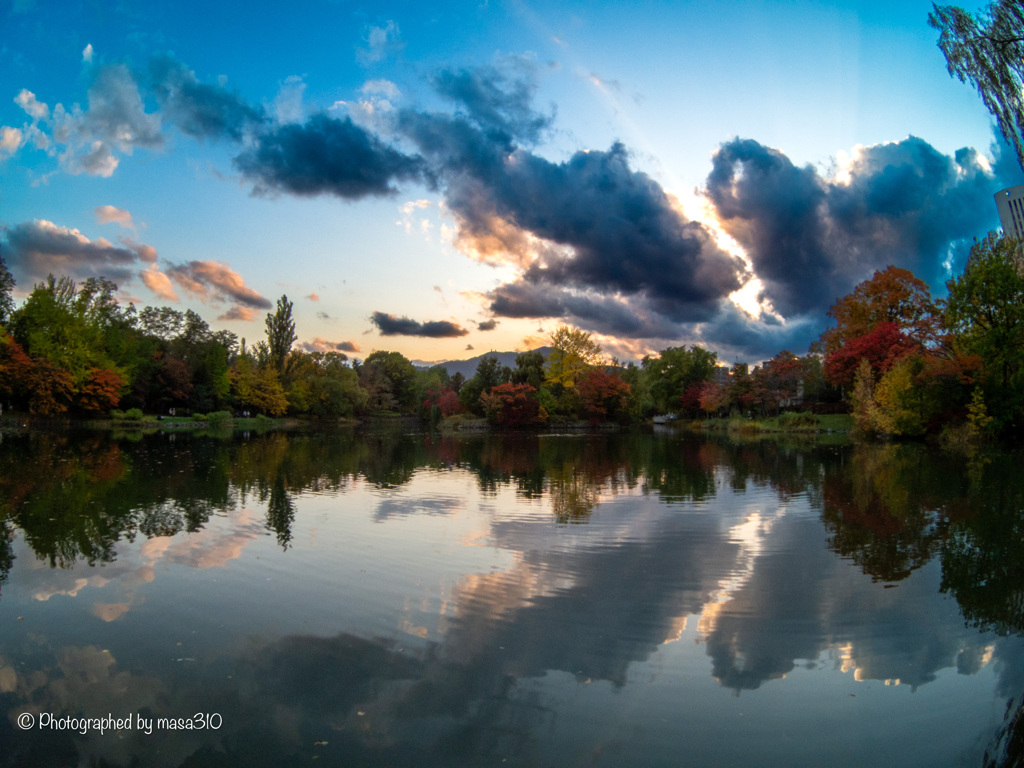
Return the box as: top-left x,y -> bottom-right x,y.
697,502 -> 789,641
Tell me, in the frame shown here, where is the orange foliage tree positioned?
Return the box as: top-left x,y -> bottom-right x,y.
24,357 -> 74,415
819,266 -> 940,357
0,332 -> 32,402
76,367 -> 126,413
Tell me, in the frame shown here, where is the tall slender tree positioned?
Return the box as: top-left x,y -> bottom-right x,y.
0,250 -> 14,325
265,295 -> 296,373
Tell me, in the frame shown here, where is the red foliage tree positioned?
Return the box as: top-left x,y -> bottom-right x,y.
751,351 -> 807,415
77,367 -> 126,413
679,383 -> 705,418
823,321 -> 919,388
819,266 -> 939,356
480,382 -> 540,426
424,386 -> 461,417
0,332 -> 32,402
577,368 -> 630,422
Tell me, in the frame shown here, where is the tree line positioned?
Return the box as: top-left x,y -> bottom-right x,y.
0,229 -> 1021,438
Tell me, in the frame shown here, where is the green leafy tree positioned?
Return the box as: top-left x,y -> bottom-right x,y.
459,355 -> 510,415
0,250 -> 15,325
512,350 -> 547,390
930,1 -> 1024,168
642,345 -> 718,414
944,232 -> 1024,433
138,306 -> 186,341
265,295 -> 297,373
361,350 -> 417,413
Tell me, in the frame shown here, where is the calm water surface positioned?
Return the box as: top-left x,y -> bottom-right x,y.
0,427 -> 1022,767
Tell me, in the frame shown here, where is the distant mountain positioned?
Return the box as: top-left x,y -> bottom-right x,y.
412,347 -> 553,379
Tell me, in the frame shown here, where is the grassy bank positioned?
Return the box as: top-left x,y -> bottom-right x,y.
689,412 -> 854,434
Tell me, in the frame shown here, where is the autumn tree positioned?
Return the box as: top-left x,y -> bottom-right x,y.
76,368 -> 126,414
545,326 -> 602,389
818,266 -> 939,357
23,357 -> 74,415
0,332 -> 31,403
479,382 -> 541,426
872,358 -> 927,436
577,368 -> 631,422
699,378 -> 730,419
230,354 -> 287,416
751,352 -> 806,416
823,321 -> 920,388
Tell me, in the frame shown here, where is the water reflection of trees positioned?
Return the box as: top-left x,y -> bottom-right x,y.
941,452 -> 1024,636
818,444 -> 972,582
2,430 -> 1022,601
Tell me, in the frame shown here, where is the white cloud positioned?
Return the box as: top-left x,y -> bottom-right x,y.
82,43 -> 94,63
0,126 -> 23,156
95,204 -> 135,229
14,89 -> 49,121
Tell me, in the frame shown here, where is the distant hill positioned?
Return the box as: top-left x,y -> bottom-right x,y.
412,347 -> 553,379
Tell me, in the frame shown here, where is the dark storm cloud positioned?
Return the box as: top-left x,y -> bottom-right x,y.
234,114 -> 425,199
149,56 -> 266,141
488,281 -> 682,339
431,57 -> 553,144
399,101 -> 748,325
693,302 -> 823,363
370,311 -> 468,338
477,319 -> 498,331
706,136 -> 1002,317
2,219 -> 153,285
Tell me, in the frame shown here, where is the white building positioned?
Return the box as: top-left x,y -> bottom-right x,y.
994,184 -> 1024,239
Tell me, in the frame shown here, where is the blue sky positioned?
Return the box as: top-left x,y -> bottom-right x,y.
1,0 -> 1017,363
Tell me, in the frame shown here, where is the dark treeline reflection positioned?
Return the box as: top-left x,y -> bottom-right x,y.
0,430 -> 1021,592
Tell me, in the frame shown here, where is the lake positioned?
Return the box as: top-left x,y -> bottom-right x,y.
0,426 -> 1022,767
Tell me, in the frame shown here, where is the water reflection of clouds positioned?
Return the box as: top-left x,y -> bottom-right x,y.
373,493 -> 465,522
443,480 -> 1001,697
137,508 -> 264,570
16,509 -> 265,623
